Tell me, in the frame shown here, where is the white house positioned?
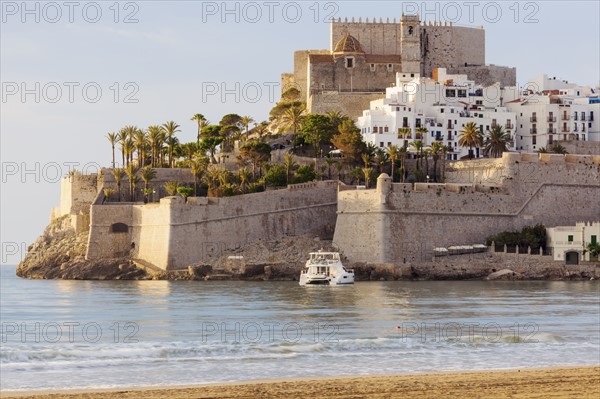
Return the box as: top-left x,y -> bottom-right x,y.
356,68 -> 517,161
547,222 -> 600,264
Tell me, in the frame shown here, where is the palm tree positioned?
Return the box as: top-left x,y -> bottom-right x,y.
254,121 -> 269,141
102,188 -> 114,203
410,140 -> 424,170
363,167 -> 373,188
133,128 -> 147,167
374,149 -> 388,174
124,163 -> 139,201
190,156 -> 208,196
140,166 -> 156,202
325,157 -> 336,180
325,110 -> 345,129
386,144 -> 400,182
238,167 -> 251,193
191,114 -> 208,144
117,129 -> 128,167
459,122 -> 483,159
281,104 -> 305,136
240,116 -> 254,138
537,147 -> 548,153
484,125 -> 513,158
398,127 -> 411,139
162,121 -> 181,167
164,180 -> 179,196
111,168 -> 125,202
550,144 -> 568,154
204,166 -> 221,193
361,153 -> 372,169
416,126 -> 428,140
124,138 -> 136,166
441,144 -> 452,181
334,161 -> 344,182
106,132 -> 117,168
398,145 -> 408,182
147,125 -> 165,167
283,152 -> 297,184
429,142 -> 445,182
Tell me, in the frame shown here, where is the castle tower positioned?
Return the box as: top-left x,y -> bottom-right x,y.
400,14 -> 421,74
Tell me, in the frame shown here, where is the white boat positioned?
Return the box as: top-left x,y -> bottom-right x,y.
299,251 -> 355,286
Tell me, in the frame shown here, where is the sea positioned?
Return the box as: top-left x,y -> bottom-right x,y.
1,265 -> 599,392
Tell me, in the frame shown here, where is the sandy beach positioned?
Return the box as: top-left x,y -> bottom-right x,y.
3,366 -> 598,399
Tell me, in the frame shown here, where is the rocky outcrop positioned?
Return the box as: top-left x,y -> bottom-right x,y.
17,216 -> 148,280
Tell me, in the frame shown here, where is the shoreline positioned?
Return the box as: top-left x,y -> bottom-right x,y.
3,366 -> 599,398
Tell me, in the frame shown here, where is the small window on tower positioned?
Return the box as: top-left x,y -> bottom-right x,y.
370,63 -> 376,72
408,26 -> 413,35
387,64 -> 393,72
345,57 -> 354,68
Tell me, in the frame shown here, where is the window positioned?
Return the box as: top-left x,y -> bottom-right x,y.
458,90 -> 466,98
384,126 -> 389,133
111,223 -> 128,233
440,108 -> 444,113
568,235 -> 574,242
411,73 -> 415,77
370,63 -> 376,72
345,57 -> 354,68
591,235 -> 597,245
532,135 -> 536,145
380,142 -> 384,147
387,64 -> 393,72
445,89 -> 456,97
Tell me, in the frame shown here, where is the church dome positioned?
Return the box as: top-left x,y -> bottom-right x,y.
333,34 -> 365,58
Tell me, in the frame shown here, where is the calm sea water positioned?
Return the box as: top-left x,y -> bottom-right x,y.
1,265 -> 599,392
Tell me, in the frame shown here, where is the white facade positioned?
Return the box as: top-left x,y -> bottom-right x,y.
356,69 -> 518,160
506,75 -> 599,152
547,222 -> 600,263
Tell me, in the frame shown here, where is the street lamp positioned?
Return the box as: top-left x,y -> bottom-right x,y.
426,175 -> 430,183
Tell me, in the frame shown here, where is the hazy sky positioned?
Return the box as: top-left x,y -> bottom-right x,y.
1,1 -> 599,265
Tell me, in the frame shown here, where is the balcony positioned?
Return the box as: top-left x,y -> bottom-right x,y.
530,128 -> 537,134
447,123 -> 454,129
561,126 -> 570,132
547,128 -> 556,134
435,135 -> 443,141
547,116 -> 556,122
562,114 -> 570,121
581,115 -> 587,121
505,123 -> 513,130
530,116 -> 537,122
574,115 -> 578,121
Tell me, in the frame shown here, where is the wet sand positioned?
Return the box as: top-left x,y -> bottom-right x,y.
3,366 -> 599,398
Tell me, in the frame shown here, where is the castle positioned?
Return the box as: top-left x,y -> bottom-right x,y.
50,153 -> 600,271
281,15 -> 516,118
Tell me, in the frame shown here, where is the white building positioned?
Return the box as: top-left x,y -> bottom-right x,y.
356,68 -> 518,160
547,222 -> 600,264
506,74 -> 599,152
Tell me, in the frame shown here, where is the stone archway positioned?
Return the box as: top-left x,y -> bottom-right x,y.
565,251 -> 579,265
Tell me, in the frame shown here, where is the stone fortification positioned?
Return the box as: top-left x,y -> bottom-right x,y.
333,152 -> 600,264
86,181 -> 339,270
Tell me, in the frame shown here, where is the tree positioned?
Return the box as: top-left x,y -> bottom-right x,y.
264,164 -> 288,187
281,87 -> 301,102
239,140 -> 272,178
484,125 -> 513,158
191,114 -> 209,144
147,125 -> 165,167
301,114 -> 334,161
386,144 -> 400,182
325,110 -> 346,129
190,156 -> 209,196
374,148 -> 388,174
429,142 -> 445,182
240,116 -> 254,137
361,153 -> 372,169
398,145 -> 408,182
103,188 -> 114,203
124,163 -> 139,201
124,138 -> 135,166
398,127 -> 411,139
200,125 -> 223,163
106,132 -> 117,168
238,167 -> 251,193
253,121 -> 270,141
459,122 -> 483,159
331,120 -> 366,165
112,168 -> 125,202
410,140 -> 424,170
177,186 -> 194,202
325,158 -> 336,180
283,152 -> 297,185
140,166 -> 157,202
586,242 -> 600,259
164,181 -> 179,196
294,165 -> 316,183
162,121 -> 181,167
133,128 -> 147,167
363,167 -> 374,188
280,104 -> 305,136
219,114 -> 242,127
550,144 -> 568,154
416,126 -> 428,140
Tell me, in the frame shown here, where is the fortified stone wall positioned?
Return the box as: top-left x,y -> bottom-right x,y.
449,64 -> 517,87
86,181 -> 339,270
333,152 -> 600,263
56,174 -> 98,218
331,18 -> 403,55
308,92 -> 385,118
100,168 -> 196,202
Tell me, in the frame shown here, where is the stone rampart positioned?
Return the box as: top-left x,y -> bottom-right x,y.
86,181 -> 338,270
334,153 -> 600,263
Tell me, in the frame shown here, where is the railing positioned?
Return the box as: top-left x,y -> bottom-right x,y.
561,126 -> 570,132
574,115 -> 578,120
505,123 -> 513,129
530,128 -> 537,134
547,128 -> 556,134
435,136 -> 443,141
581,115 -> 587,121
530,116 -> 537,122
562,114 -> 570,120
547,116 -> 556,122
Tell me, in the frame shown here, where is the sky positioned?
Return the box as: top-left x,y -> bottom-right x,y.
1,1 -> 599,265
